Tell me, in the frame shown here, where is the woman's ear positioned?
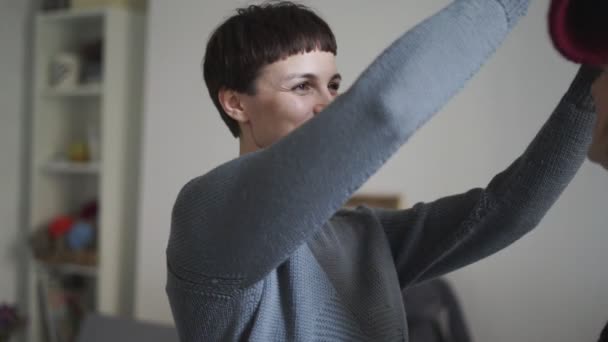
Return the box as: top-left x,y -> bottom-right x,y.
218,88 -> 249,123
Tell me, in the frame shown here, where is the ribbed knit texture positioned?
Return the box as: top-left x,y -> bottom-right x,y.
166,0 -> 598,341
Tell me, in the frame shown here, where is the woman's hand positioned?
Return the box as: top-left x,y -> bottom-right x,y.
589,70 -> 608,170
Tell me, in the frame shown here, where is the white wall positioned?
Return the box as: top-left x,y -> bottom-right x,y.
0,0 -> 29,306
136,0 -> 608,341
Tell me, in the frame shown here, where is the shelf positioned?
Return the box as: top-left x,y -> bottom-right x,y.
28,8 -> 145,340
37,261 -> 98,278
43,83 -> 103,97
37,8 -> 106,23
44,160 -> 101,175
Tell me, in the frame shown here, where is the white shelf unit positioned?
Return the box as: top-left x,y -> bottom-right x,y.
27,7 -> 145,341
44,160 -> 102,175
43,83 -> 103,97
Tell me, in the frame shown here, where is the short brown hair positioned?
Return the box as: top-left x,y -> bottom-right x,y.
203,1 -> 337,137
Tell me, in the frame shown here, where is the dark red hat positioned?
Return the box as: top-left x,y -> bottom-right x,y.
549,0 -> 608,66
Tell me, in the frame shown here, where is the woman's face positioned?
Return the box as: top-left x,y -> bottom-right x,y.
238,50 -> 341,150
589,69 -> 608,169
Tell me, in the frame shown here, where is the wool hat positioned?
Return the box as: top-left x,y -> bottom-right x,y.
548,0 -> 608,66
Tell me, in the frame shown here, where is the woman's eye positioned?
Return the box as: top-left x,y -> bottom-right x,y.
292,82 -> 311,92
329,82 -> 340,92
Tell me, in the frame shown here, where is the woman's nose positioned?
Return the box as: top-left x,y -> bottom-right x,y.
313,103 -> 327,114
313,91 -> 334,114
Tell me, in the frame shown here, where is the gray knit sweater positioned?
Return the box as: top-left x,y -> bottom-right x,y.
166,0 -> 598,340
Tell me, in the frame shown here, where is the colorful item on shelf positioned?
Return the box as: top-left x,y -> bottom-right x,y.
67,222 -> 95,251
67,142 -> 90,162
79,200 -> 99,221
48,216 -> 75,239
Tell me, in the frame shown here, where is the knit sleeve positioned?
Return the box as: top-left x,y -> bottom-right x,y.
167,0 -> 529,289
372,66 -> 600,289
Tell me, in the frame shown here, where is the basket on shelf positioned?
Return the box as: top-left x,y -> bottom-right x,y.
30,201 -> 99,268
30,227 -> 98,267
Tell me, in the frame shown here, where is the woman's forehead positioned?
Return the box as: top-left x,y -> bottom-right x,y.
259,51 -> 338,78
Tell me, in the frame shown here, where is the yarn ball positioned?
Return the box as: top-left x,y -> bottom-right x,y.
48,216 -> 74,239
79,200 -> 98,221
66,221 -> 95,251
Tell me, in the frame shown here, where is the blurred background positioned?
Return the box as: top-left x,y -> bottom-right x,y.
1,0 -> 607,341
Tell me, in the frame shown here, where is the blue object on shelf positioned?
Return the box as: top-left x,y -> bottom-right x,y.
66,221 -> 94,251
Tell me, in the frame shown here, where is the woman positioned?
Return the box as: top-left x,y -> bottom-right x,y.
548,1 -> 608,340
589,70 -> 608,170
166,1 -> 600,341
549,0 -> 608,170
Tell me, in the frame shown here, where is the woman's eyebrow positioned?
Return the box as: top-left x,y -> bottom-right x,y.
284,73 -> 342,82
284,73 -> 318,81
